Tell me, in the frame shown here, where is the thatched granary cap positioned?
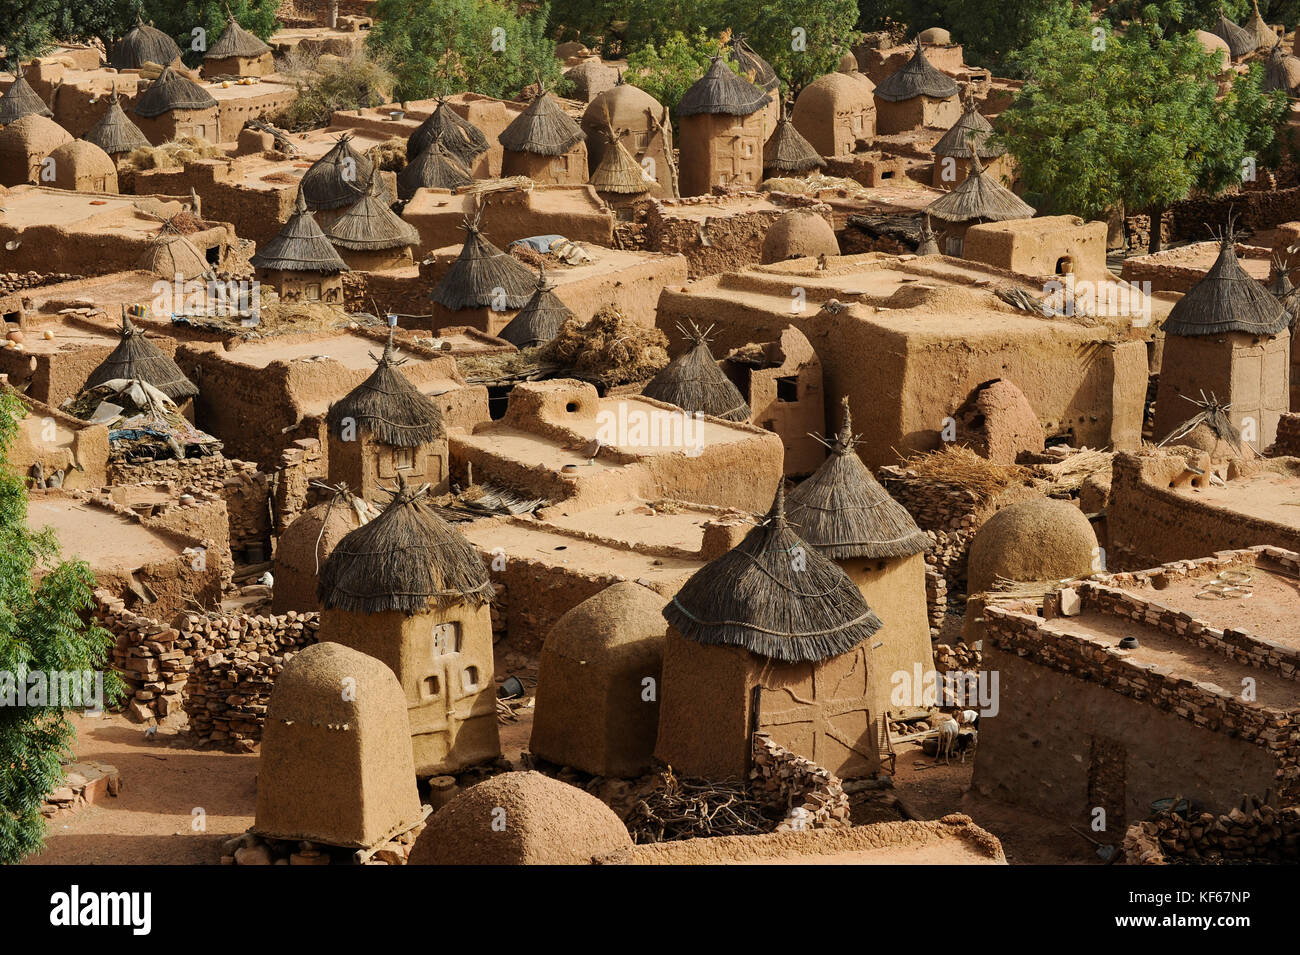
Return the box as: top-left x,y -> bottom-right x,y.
498,91 -> 586,156
324,174 -> 420,251
665,488 -> 883,663
1245,0 -> 1278,50
763,115 -> 825,173
407,99 -> 489,166
1264,45 -> 1300,94
325,333 -> 444,447
787,399 -> 929,560
926,152 -> 1034,223
429,212 -> 536,310
874,39 -> 959,102
301,134 -> 382,211
933,101 -> 1003,159
730,36 -> 780,92
676,56 -> 770,117
589,127 -> 654,192
1162,233 -> 1289,337
318,478 -> 494,614
83,87 -> 150,155
138,221 -> 212,280
83,311 -> 199,401
397,141 -> 472,201
498,264 -> 574,349
205,15 -> 271,59
0,66 -> 53,125
408,772 -> 632,865
251,191 -> 350,273
1213,11 -> 1255,59
132,65 -> 218,118
642,324 -> 750,421
111,18 -> 183,70
967,496 -> 1097,594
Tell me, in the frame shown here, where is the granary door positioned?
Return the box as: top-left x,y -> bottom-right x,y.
754,646 -> 877,778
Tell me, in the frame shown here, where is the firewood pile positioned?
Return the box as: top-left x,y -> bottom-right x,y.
625,769 -> 774,843
1124,795 -> 1300,864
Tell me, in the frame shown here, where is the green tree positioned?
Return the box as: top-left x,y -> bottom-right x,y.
995,3 -> 1289,252
624,29 -> 734,125
367,0 -> 560,102
731,0 -> 860,91
142,0 -> 281,67
0,390 -> 122,864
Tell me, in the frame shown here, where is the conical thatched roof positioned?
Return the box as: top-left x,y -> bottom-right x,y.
926,152 -> 1034,223
497,265 -> 574,349
397,141 -> 472,201
111,18 -> 183,71
932,100 -> 1002,159
250,191 -> 350,273
83,86 -> 150,155
407,99 -> 489,167
205,15 -> 271,60
874,39 -> 959,102
1264,44 -> 1300,94
763,113 -> 825,173
429,210 -> 536,310
0,65 -> 52,126
1271,257 -> 1300,326
1245,0 -> 1278,50
1213,11 -> 1255,59
787,398 -> 929,560
83,310 -> 199,401
301,134 -> 380,211
498,91 -> 585,156
663,488 -> 883,663
326,332 -> 444,447
676,56 -> 770,117
1162,232 -> 1289,337
132,65 -> 218,118
642,324 -> 750,422
589,127 -> 655,192
323,174 -> 420,251
730,36 -> 780,92
318,478 -> 494,615
137,220 -> 213,280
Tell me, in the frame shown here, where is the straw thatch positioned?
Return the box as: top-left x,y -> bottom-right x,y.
250,191 -> 350,273
932,100 -> 1002,159
0,65 -> 52,125
676,56 -> 770,117
538,305 -> 670,385
138,220 -> 213,280
498,91 -> 585,156
589,126 -> 655,192
83,86 -> 150,155
323,173 -> 420,251
786,398 -> 930,560
1264,45 -> 1300,94
407,99 -> 489,166
301,134 -> 382,211
763,112 -> 825,173
318,477 -> 494,615
429,208 -> 536,310
326,333 -> 444,447
205,15 -> 271,60
1158,392 -> 1245,456
663,488 -> 883,664
1162,231 -> 1289,337
1213,11 -> 1255,59
1273,258 -> 1300,327
874,39 -> 958,102
111,18 -> 183,71
133,65 -> 218,118
1245,0 -> 1278,50
730,36 -> 780,92
642,324 -> 750,422
498,265 -> 575,349
926,151 -> 1034,223
84,310 -> 199,401
397,141 -> 472,201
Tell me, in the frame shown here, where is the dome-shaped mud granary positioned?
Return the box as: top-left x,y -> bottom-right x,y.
791,70 -> 876,157
760,209 -> 838,264
1196,30 -> 1233,71
0,65 -> 52,126
111,18 -> 183,70
967,497 -> 1097,595
918,27 -> 951,44
0,113 -> 72,186
46,139 -> 118,193
565,57 -> 619,101
137,220 -> 213,280
581,78 -> 672,181
408,772 -> 632,865
642,324 -> 750,421
272,488 -> 371,613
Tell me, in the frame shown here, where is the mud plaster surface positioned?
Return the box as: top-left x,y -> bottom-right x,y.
27,498 -> 181,574
1181,474 -> 1300,530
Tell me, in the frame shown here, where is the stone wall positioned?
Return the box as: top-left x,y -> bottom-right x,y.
750,733 -> 851,831
100,592 -> 197,723
1274,413 -> 1300,456
1123,797 -> 1300,864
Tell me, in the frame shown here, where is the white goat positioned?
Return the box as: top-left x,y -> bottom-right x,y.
935,716 -> 960,764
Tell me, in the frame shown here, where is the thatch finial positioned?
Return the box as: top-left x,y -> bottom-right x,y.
836,395 -> 854,449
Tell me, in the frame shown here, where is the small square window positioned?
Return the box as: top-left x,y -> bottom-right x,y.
394,447 -> 414,470
422,675 -> 441,697
462,666 -> 480,693
777,376 -> 799,403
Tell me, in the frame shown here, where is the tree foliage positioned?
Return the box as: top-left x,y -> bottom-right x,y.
0,390 -> 122,864
367,0 -> 560,102
995,3 -> 1289,249
624,29 -> 735,119
145,0 -> 281,67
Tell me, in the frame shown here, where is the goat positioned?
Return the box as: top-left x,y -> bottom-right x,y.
958,708 -> 980,729
955,729 -> 978,763
935,716 -> 960,764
